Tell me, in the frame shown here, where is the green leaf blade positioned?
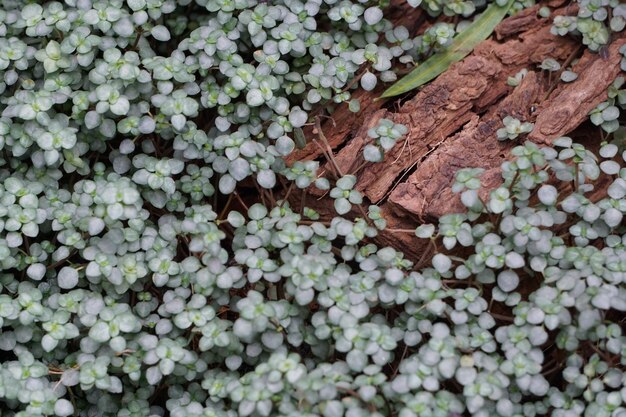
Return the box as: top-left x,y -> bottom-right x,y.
380,0 -> 515,99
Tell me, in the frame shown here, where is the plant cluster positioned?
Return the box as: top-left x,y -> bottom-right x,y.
1,1 -> 626,417
362,118 -> 409,162
551,0 -> 626,52
589,77 -> 626,134
496,116 -> 534,141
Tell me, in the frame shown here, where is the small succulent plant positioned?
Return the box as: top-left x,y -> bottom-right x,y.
0,1 -> 626,417
496,116 -> 535,140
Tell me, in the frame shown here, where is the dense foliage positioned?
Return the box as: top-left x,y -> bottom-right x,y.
1,0 -> 626,417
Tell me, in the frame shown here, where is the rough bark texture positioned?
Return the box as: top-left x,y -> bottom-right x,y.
529,38 -> 626,145
330,9 -> 581,204
389,36 -> 626,220
286,3 -> 625,261
494,6 -> 546,39
389,71 -> 544,219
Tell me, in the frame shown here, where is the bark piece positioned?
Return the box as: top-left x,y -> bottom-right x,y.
387,36 -> 626,220
388,72 -> 544,219
528,37 -> 626,145
337,22 -> 578,203
495,5 -> 543,39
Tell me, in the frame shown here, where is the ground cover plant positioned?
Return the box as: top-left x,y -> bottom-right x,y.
1,0 -> 626,417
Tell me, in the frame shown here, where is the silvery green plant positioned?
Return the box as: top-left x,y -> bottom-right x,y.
551,0 -> 625,52
1,0 -> 626,417
329,175 -> 363,215
363,118 -> 409,163
421,22 -> 456,51
496,116 -> 534,141
589,77 -> 626,134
